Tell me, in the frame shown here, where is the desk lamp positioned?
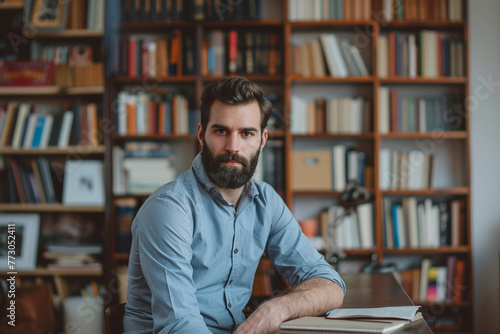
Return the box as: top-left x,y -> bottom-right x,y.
324,180 -> 372,267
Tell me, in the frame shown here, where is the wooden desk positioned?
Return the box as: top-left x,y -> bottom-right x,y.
276,273 -> 432,334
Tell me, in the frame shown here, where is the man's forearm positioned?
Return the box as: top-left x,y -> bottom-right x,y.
270,277 -> 344,322
235,277 -> 344,334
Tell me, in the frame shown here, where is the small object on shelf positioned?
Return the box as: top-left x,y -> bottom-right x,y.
0,213 -> 40,270
62,160 -> 105,206
0,60 -> 54,86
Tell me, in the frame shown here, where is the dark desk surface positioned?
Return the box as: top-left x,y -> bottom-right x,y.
276,273 -> 432,334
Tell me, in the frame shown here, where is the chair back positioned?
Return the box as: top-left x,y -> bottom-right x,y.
104,303 -> 126,334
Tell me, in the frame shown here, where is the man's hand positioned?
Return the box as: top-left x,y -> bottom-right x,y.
234,301 -> 285,334
235,278 -> 344,334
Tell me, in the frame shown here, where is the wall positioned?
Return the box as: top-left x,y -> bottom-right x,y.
469,0 -> 500,333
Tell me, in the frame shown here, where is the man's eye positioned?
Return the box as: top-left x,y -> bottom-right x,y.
243,132 -> 253,137
216,129 -> 225,134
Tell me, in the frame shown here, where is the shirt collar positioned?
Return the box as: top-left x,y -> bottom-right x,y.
191,153 -> 259,202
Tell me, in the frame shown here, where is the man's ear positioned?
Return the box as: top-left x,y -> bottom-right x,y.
197,123 -> 204,147
260,129 -> 268,151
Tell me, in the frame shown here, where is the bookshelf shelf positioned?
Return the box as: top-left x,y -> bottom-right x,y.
289,75 -> 375,83
380,188 -> 470,196
0,86 -> 62,95
111,135 -> 196,141
122,21 -> 198,28
203,20 -> 283,27
0,86 -> 105,96
293,191 -> 344,197
111,76 -> 198,84
0,146 -> 106,155
204,75 -> 284,82
379,77 -> 467,84
383,21 -> 466,29
0,204 -> 105,212
383,246 -> 470,255
35,30 -> 104,38
66,86 -> 105,95
380,132 -> 468,139
288,20 -> 375,27
0,2 -> 22,10
113,253 -> 130,261
292,133 -> 374,140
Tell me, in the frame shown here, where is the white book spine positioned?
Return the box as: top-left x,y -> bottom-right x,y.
378,86 -> 390,133
357,203 -> 374,249
58,111 -> 74,148
23,114 -> 38,149
332,145 -> 346,191
11,104 -> 31,148
40,114 -> 54,149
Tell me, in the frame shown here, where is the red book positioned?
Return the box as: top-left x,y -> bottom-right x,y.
228,30 -> 238,74
128,37 -> 136,77
453,259 -> 466,302
389,33 -> 396,77
10,159 -> 26,204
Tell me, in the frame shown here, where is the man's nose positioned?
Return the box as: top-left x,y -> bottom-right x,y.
225,133 -> 240,153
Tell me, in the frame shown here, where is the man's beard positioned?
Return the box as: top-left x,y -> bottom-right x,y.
201,139 -> 260,189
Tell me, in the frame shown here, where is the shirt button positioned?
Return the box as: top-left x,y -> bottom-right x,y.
228,280 -> 233,285
228,303 -> 232,308
234,249 -> 238,254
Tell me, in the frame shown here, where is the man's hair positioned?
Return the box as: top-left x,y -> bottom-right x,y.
200,76 -> 273,132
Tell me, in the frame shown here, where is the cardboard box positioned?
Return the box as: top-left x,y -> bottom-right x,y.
291,149 -> 332,191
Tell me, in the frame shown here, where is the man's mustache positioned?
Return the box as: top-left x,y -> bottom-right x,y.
214,153 -> 248,167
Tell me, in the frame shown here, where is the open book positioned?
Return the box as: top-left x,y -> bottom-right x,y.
280,306 -> 422,333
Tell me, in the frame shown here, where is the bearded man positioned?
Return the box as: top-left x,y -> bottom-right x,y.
123,76 -> 345,334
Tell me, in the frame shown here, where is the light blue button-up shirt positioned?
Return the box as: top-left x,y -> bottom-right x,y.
123,153 -> 345,334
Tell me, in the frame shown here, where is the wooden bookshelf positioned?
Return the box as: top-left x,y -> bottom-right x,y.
103,1 -> 472,332
0,2 -> 107,331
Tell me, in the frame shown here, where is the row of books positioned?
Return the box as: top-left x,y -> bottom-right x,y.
30,43 -> 96,66
202,31 -> 282,76
382,197 -> 466,249
291,146 -> 370,192
43,251 -> 102,272
321,202 -> 375,251
66,0 -> 104,31
253,140 -> 285,191
381,0 -> 464,22
3,158 -> 58,204
291,33 -> 369,78
377,32 -> 465,78
290,95 -> 371,135
288,0 -> 372,21
113,146 -> 177,195
396,256 -> 467,303
378,89 -> 465,133
0,102 -> 102,149
379,149 -> 435,190
122,0 -> 262,22
114,90 -> 199,136
116,30 -> 189,77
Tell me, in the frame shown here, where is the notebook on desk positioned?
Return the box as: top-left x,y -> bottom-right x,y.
280,312 -> 423,333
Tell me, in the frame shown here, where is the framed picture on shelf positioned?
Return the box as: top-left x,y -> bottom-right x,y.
29,0 -> 69,32
62,160 -> 105,206
0,213 -> 41,270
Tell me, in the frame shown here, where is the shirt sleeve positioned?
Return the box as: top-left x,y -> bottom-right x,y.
264,189 -> 346,294
133,194 -> 213,334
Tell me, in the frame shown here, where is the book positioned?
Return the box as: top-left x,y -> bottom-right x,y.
280,312 -> 423,333
327,306 -> 420,321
